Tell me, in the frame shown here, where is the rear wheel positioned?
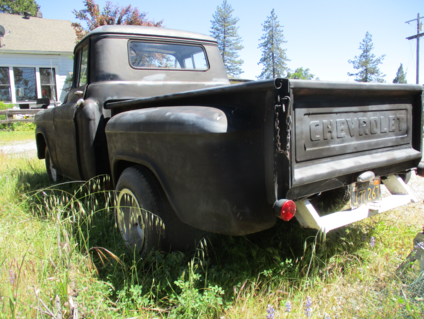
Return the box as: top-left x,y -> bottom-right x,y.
115,166 -> 206,257
45,146 -> 62,182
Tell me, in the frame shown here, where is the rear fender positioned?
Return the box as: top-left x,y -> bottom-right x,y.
106,105 -> 274,235
34,108 -> 56,164
106,106 -> 229,136
107,105 -> 230,187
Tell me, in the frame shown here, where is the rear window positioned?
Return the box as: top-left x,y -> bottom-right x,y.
129,41 -> 208,71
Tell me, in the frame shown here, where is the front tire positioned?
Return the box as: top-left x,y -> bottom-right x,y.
45,146 -> 61,182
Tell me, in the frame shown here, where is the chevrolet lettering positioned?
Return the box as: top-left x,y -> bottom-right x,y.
309,112 -> 407,141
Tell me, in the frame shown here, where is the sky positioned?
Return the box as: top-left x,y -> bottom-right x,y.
35,0 -> 423,83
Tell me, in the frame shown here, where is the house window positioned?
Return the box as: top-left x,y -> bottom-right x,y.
40,68 -> 57,101
0,67 -> 11,101
13,67 -> 37,101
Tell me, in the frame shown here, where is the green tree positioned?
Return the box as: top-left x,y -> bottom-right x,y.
210,0 -> 244,77
257,9 -> 289,79
393,63 -> 407,83
73,0 -> 162,41
287,67 -> 315,80
348,32 -> 385,83
0,0 -> 39,16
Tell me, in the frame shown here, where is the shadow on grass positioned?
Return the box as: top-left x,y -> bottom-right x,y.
17,170 -> 374,310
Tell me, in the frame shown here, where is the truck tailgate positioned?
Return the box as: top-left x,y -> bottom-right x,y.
285,81 -> 423,198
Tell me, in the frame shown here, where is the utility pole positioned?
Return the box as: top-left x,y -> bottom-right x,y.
406,13 -> 424,84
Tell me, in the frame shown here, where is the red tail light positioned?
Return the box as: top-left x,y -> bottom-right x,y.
281,200 -> 296,221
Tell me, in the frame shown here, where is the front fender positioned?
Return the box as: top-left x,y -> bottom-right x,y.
34,108 -> 56,162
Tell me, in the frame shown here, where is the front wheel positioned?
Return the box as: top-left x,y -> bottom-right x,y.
45,146 -> 62,182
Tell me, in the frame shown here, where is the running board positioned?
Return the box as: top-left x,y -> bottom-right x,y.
294,175 -> 418,233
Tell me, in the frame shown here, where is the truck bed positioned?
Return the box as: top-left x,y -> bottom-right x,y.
105,79 -> 423,235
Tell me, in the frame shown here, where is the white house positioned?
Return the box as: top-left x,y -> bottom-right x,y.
0,13 -> 75,107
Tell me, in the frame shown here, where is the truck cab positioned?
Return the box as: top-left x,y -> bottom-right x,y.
35,25 -> 229,182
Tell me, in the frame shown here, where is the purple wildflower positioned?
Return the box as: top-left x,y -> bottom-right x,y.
304,296 -> 312,317
370,236 -> 375,248
285,300 -> 292,313
9,269 -> 15,284
266,304 -> 275,319
324,314 -> 331,319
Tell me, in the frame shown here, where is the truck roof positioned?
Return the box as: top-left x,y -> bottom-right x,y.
82,25 -> 217,43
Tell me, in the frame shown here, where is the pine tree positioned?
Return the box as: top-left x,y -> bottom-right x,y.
348,32 -> 385,82
0,0 -> 39,16
257,9 -> 289,80
393,63 -> 407,83
210,0 -> 244,77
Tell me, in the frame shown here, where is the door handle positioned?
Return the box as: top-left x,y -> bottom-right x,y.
75,90 -> 84,95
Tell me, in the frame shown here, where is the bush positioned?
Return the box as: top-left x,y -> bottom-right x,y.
0,101 -> 36,131
0,101 -> 14,111
0,101 -> 14,130
0,101 -> 14,118
8,122 -> 36,131
0,122 -> 36,131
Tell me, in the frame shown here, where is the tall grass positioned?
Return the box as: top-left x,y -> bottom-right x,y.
0,151 -> 423,318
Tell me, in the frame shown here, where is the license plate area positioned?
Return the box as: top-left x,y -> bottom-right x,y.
351,177 -> 382,208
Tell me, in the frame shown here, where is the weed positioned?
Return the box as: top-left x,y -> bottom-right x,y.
284,300 -> 291,313
266,304 -> 275,318
0,150 -> 423,318
304,295 -> 312,317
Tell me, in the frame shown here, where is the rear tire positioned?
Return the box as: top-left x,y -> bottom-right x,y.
45,146 -> 62,182
115,166 -> 206,257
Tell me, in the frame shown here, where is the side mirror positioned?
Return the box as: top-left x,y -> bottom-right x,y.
36,98 -> 50,109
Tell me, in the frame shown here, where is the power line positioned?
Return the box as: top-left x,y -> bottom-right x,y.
405,13 -> 424,84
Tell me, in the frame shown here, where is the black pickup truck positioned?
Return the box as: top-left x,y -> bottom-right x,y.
35,25 -> 424,255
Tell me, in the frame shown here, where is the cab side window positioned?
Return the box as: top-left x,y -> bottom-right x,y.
78,45 -> 89,87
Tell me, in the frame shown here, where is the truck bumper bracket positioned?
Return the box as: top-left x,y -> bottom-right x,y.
294,175 -> 418,233
417,161 -> 424,177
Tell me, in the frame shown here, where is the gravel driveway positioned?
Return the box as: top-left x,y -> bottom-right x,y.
0,140 -> 36,154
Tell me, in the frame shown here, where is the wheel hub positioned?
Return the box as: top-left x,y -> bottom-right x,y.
116,188 -> 145,253
49,158 -> 57,181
